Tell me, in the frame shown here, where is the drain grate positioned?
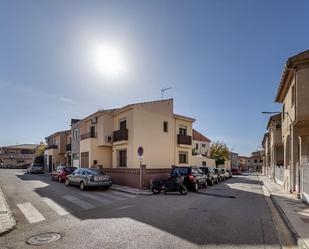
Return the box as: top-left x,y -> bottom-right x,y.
26,232 -> 61,245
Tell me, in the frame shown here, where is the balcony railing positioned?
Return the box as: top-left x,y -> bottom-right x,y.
46,144 -> 58,150
66,144 -> 71,151
1,154 -> 35,159
177,134 -> 192,145
113,129 -> 128,142
80,132 -> 97,140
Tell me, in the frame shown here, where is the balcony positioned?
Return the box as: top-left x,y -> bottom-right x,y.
80,132 -> 97,140
66,144 -> 71,152
177,134 -> 192,145
113,129 -> 128,142
46,144 -> 58,150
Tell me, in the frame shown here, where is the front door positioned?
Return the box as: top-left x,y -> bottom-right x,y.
81,152 -> 89,168
48,155 -> 52,172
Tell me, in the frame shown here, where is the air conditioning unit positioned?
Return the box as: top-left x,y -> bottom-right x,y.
91,117 -> 97,124
105,135 -> 112,143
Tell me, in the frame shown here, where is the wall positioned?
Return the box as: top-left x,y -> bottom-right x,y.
297,67 -> 309,121
191,156 -> 216,167
132,108 -> 175,169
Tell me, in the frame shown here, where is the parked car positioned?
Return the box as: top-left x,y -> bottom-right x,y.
226,169 -> 233,178
231,168 -> 241,175
27,164 -> 44,174
199,167 -> 218,185
220,168 -> 229,180
51,166 -> 77,182
213,168 -> 223,182
170,166 -> 207,191
65,168 -> 112,191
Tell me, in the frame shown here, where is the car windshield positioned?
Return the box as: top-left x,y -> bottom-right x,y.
85,169 -> 104,176
172,167 -> 189,176
200,167 -> 209,173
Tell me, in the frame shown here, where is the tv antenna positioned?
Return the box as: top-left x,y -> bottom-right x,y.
161,87 -> 172,99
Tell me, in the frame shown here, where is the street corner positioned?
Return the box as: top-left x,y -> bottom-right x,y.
0,187 -> 16,236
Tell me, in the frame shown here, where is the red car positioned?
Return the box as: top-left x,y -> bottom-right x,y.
51,166 -> 77,182
231,168 -> 241,175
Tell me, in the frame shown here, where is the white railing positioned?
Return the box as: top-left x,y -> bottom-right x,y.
275,166 -> 285,185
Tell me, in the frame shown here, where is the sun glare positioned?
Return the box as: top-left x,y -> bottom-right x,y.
92,43 -> 126,79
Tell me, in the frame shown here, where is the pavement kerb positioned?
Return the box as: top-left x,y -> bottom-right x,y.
110,186 -> 152,196
0,186 -> 16,236
259,176 -> 309,249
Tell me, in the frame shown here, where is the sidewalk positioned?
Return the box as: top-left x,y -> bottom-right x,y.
0,186 -> 16,236
110,184 -> 152,195
260,175 -> 309,249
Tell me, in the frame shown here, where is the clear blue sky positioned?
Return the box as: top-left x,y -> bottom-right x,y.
0,0 -> 309,156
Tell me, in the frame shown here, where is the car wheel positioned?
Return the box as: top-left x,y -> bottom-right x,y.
180,185 -> 188,195
204,180 -> 208,188
65,179 -> 70,186
193,182 -> 199,192
80,182 -> 86,191
58,176 -> 62,183
211,178 -> 214,186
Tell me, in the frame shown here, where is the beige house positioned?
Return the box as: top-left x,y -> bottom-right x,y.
112,99 -> 194,169
45,130 -> 71,171
46,99 -> 195,188
0,144 -> 38,168
275,50 -> 309,202
262,114 -> 284,184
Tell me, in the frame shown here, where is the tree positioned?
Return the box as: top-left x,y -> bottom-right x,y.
210,141 -> 230,167
34,142 -> 46,164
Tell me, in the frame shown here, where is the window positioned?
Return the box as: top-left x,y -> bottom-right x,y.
163,121 -> 168,132
119,150 -> 127,167
202,143 -> 206,148
291,85 -> 295,106
254,159 -> 257,163
120,120 -> 127,131
276,124 -> 281,130
202,161 -> 206,166
196,143 -> 198,149
74,129 -> 78,140
282,104 -> 285,120
90,125 -> 96,137
179,126 -> 187,135
179,151 -> 188,164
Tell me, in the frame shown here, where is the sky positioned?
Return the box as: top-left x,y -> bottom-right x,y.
0,0 -> 309,156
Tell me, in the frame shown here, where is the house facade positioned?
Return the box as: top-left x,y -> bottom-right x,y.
0,144 -> 38,168
45,130 -> 71,171
274,50 -> 309,202
192,129 -> 211,157
262,114 -> 284,184
45,99 -> 195,188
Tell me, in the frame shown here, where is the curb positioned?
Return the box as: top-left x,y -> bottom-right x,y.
260,177 -> 309,249
110,186 -> 152,196
0,187 -> 16,236
270,195 -> 309,249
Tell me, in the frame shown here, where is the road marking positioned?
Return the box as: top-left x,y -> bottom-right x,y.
96,191 -> 126,201
79,193 -> 113,205
61,195 -> 95,210
42,197 -> 69,216
17,202 -> 46,224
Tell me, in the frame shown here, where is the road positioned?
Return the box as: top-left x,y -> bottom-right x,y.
0,169 -> 297,249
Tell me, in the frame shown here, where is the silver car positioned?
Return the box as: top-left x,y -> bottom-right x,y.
65,168 -> 112,191
27,164 -> 44,174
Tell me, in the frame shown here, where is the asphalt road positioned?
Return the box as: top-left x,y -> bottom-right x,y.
0,169 -> 297,249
